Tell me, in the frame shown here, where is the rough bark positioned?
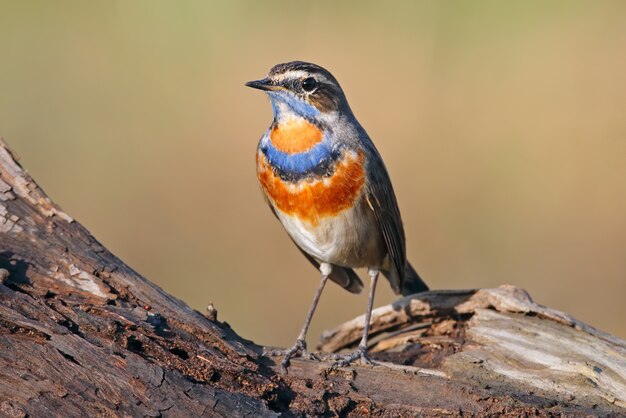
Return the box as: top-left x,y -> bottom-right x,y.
0,136 -> 624,417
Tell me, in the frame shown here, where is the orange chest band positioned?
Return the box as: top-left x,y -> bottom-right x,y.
257,150 -> 366,225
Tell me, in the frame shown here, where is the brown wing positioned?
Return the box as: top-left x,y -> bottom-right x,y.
364,148 -> 407,294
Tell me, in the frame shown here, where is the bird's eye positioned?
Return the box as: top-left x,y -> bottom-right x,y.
302,77 -> 317,92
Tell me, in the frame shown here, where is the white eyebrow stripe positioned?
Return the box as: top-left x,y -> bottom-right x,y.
274,70 -> 332,85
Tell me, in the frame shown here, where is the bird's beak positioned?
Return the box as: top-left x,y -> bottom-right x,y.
245,78 -> 280,91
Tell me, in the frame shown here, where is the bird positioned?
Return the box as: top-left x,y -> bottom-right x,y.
246,61 -> 428,373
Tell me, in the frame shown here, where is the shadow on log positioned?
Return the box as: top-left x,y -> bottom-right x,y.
0,136 -> 624,417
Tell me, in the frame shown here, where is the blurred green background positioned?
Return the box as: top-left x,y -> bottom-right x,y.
1,1 -> 625,347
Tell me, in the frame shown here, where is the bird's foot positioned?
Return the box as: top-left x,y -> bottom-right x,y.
264,339 -> 318,374
331,344 -> 374,368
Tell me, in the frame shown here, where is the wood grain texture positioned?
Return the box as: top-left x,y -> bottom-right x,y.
320,286 -> 626,414
0,137 -> 278,417
0,136 -> 624,417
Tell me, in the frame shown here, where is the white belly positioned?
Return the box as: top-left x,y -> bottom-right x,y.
274,197 -> 386,268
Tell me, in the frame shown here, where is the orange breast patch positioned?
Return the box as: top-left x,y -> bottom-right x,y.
270,118 -> 323,154
257,151 -> 366,225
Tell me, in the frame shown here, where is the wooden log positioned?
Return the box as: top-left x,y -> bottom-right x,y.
319,286 -> 626,414
0,136 -> 624,417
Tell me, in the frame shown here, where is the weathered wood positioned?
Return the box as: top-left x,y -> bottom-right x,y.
0,135 -> 624,417
320,286 -> 626,413
0,137 -> 279,417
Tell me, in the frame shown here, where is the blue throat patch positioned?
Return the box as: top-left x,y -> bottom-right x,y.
261,91 -> 339,181
268,91 -> 320,119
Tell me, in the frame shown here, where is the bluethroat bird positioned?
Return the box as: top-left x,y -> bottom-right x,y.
246,61 -> 428,372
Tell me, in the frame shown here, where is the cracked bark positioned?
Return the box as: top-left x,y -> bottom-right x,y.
0,136 -> 624,417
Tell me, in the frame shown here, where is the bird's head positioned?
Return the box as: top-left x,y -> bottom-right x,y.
246,61 -> 350,122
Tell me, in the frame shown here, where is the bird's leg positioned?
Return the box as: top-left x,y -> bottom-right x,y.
265,263 -> 331,374
332,268 -> 379,368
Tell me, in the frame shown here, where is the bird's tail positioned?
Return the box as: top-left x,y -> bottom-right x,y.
400,261 -> 429,296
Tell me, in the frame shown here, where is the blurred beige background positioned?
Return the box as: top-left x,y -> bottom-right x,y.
1,1 -> 625,347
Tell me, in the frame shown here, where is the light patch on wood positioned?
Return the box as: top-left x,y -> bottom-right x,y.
451,309 -> 626,409
0,138 -> 73,222
67,264 -> 109,299
0,203 -> 23,233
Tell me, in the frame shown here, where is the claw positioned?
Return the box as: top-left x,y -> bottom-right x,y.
264,339 -> 318,374
331,344 -> 374,368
